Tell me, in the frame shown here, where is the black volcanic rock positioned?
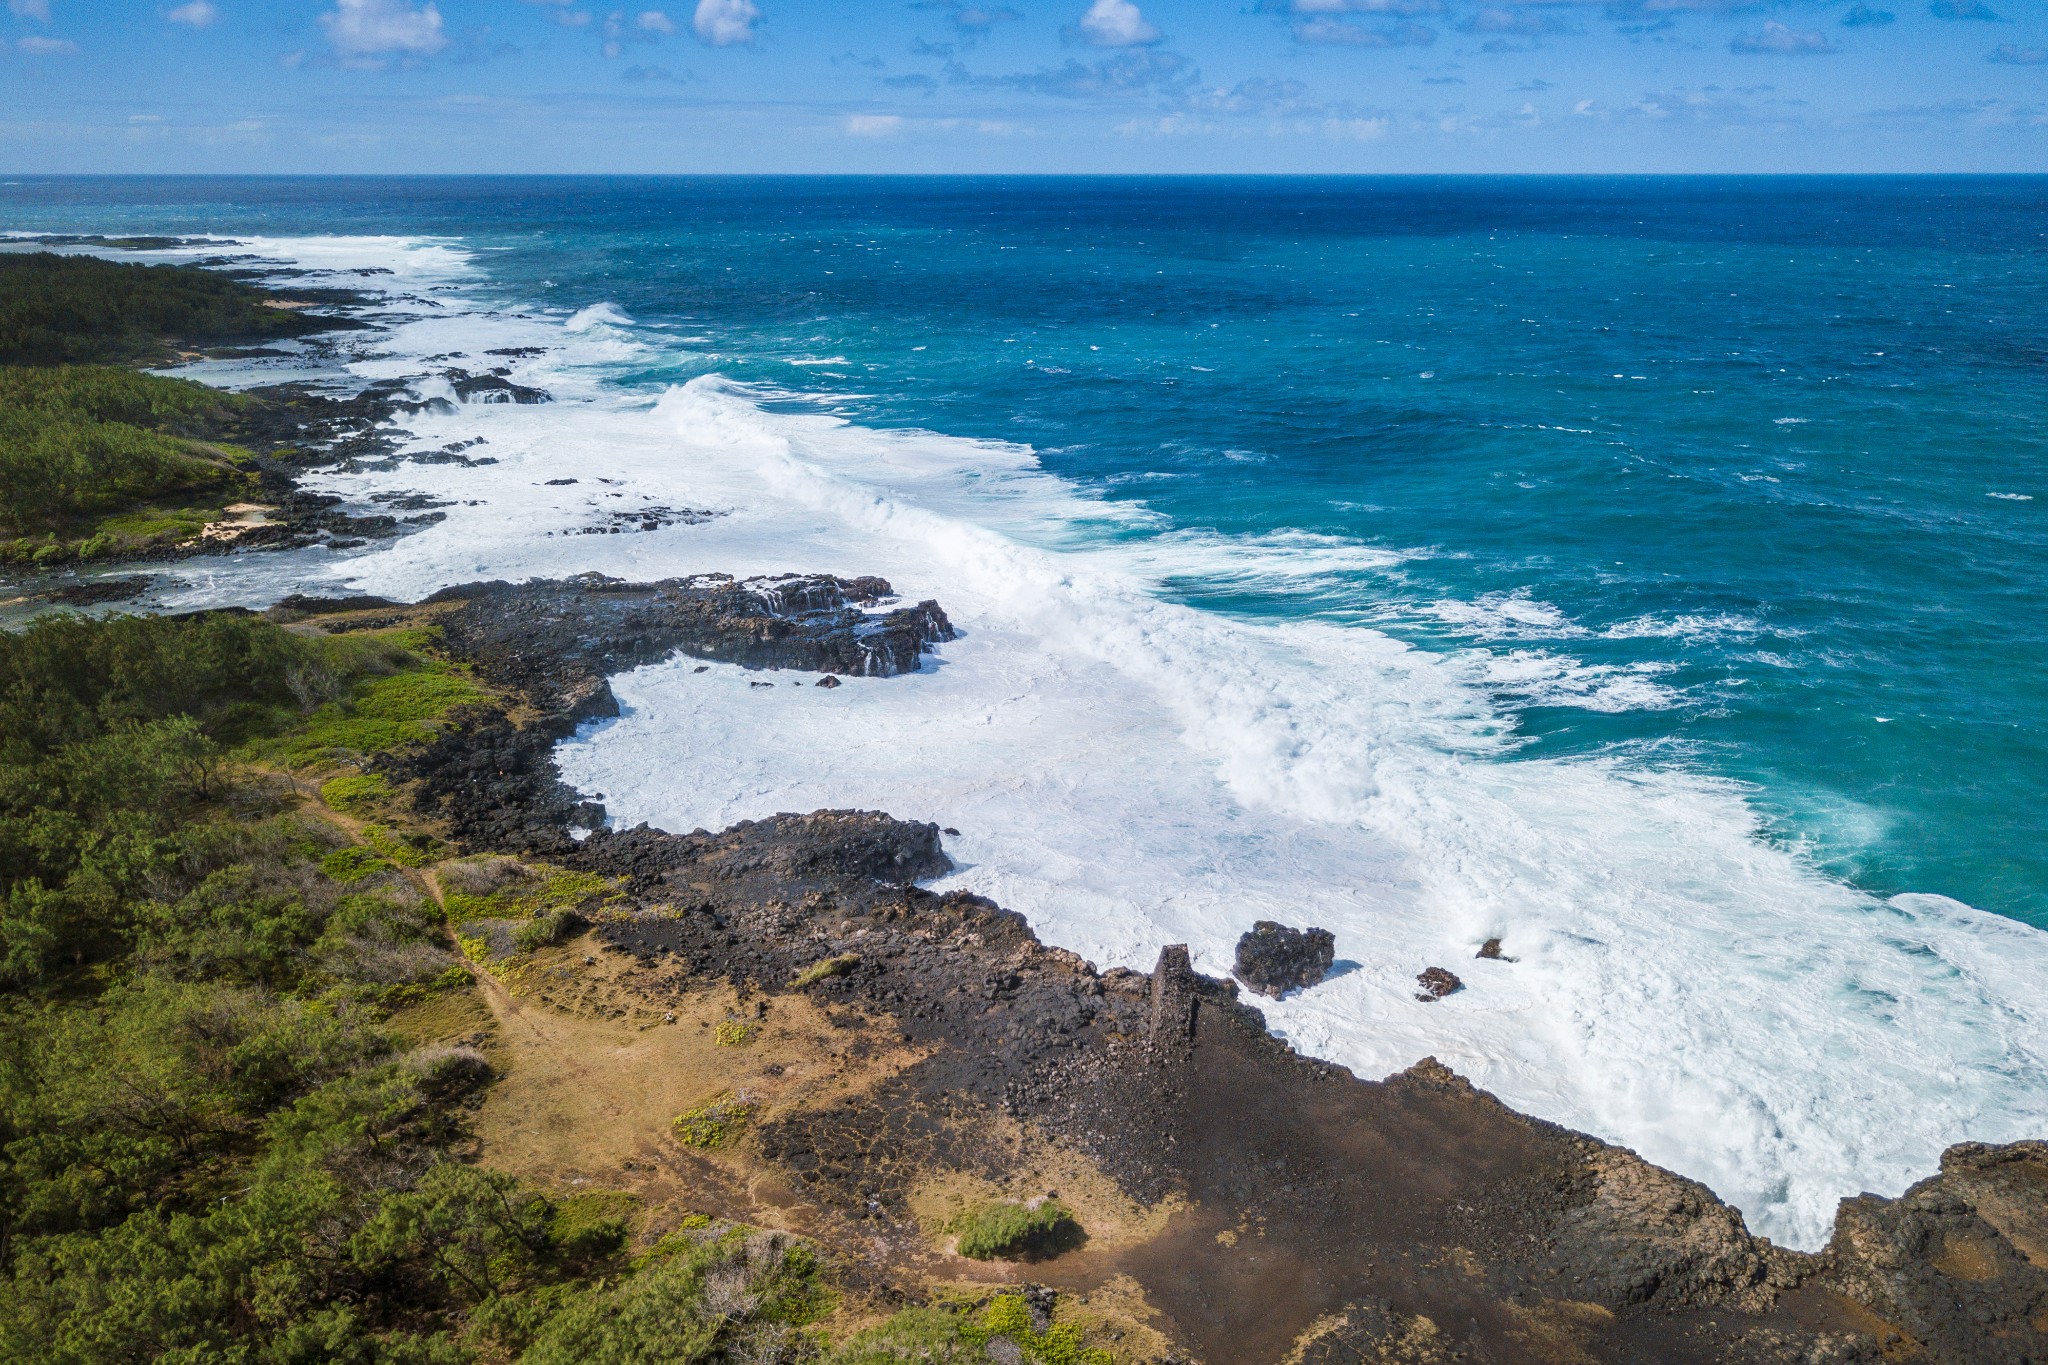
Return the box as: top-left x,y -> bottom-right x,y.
449,371 -> 550,404
1233,920 -> 1335,998
429,571 -> 955,719
1416,966 -> 1463,1001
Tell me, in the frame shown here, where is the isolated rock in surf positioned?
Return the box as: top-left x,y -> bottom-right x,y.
1233,920 -> 1336,998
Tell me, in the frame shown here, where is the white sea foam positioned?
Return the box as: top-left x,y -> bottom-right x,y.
144,236 -> 2048,1252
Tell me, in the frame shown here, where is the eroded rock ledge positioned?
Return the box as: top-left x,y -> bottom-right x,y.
287,581 -> 2045,1365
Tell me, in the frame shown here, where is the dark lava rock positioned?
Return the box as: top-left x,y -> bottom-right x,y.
431,571 -> 954,719
817,675 -> 842,688
1233,921 -> 1335,999
450,371 -> 550,405
45,576 -> 151,605
1415,966 -> 1463,1001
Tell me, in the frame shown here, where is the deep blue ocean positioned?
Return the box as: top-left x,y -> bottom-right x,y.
10,174 -> 2041,926
11,177 -> 2048,1245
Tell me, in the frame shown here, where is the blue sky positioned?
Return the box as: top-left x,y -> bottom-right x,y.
1,0 -> 2043,172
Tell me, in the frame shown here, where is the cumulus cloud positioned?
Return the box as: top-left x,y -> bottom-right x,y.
1929,0 -> 1999,18
1841,5 -> 1894,23
1293,16 -> 1436,45
320,0 -> 447,58
15,34 -> 78,52
1072,0 -> 1160,46
692,0 -> 758,45
1729,21 -> 1837,53
167,1 -> 219,25
1988,41 -> 2045,62
637,9 -> 674,31
7,0 -> 50,21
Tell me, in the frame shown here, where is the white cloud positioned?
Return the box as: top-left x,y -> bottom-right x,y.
8,0 -> 50,22
637,9 -> 675,32
167,1 -> 219,27
1076,0 -> 1159,47
1729,21 -> 1837,54
320,0 -> 447,58
16,34 -> 78,53
692,0 -> 758,45
844,113 -> 905,136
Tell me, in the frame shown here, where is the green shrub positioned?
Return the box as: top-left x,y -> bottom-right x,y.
950,1201 -> 1083,1262
318,773 -> 390,814
320,846 -> 390,883
713,1017 -> 757,1047
672,1094 -> 754,1150
791,953 -> 859,989
513,908 -> 581,954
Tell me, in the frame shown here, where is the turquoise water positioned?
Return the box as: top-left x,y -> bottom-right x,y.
7,175 -> 2043,924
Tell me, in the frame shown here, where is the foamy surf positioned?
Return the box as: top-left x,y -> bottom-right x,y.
132,234 -> 2048,1253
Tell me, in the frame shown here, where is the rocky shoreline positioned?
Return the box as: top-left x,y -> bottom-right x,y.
275,579 -> 2048,1365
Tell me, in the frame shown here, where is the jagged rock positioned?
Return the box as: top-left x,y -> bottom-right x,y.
449,371 -> 550,404
1233,920 -> 1335,998
1547,1144 -> 1806,1312
1476,937 -> 1509,960
817,675 -> 842,688
1822,1141 -> 2048,1364
1415,967 -> 1463,1001
429,572 -> 954,718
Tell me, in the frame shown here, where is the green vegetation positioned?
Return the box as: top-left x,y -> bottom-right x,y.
714,1017 -> 758,1047
672,1093 -> 756,1150
320,772 -> 392,814
0,363 -> 261,559
0,251 -> 349,366
950,1200 -> 1084,1262
0,610 -> 1126,1363
792,953 -> 860,989
834,1296 -> 1112,1365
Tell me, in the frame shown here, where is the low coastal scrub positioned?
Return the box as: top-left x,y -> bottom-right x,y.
673,1092 -> 757,1149
0,251 -> 349,366
951,1200 -> 1085,1261
0,364 -> 260,557
0,609 -> 1130,1362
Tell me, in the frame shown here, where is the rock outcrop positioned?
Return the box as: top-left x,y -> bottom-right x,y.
1233,920 -> 1336,998
430,571 -> 954,718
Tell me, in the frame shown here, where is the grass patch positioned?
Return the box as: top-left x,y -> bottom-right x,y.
255,650 -> 492,768
791,953 -> 860,989
362,823 -> 442,868
672,1093 -> 755,1150
512,908 -> 582,954
713,1017 -> 758,1047
950,1200 -> 1083,1262
320,846 -> 391,883
444,865 -> 622,930
319,772 -> 391,814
